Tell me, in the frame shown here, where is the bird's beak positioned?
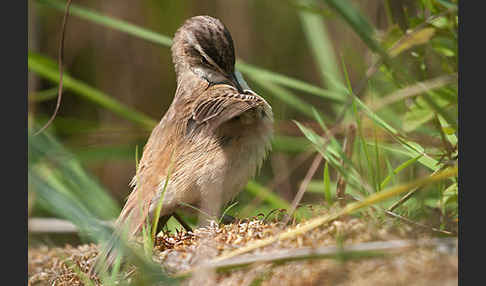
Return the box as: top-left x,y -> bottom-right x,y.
230,72 -> 244,93
232,70 -> 254,93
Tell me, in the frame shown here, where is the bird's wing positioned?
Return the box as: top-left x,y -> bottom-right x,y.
192,85 -> 269,130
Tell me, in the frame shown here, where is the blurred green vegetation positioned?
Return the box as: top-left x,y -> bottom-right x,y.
28,0 -> 457,284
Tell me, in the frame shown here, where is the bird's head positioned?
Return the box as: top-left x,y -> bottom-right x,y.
171,16 -> 243,92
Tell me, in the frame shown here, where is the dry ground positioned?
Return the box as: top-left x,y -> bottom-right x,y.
28,214 -> 457,286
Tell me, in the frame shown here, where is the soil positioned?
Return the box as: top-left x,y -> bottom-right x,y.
28,215 -> 457,286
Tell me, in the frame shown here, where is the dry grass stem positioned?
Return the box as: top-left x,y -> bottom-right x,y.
33,0 -> 73,135
371,74 -> 458,111
285,154 -> 323,224
196,166 -> 457,267
195,237 -> 457,270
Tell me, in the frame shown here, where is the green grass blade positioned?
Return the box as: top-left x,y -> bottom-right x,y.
435,0 -> 458,9
28,52 -> 157,130
310,108 -> 343,152
340,54 -> 353,94
305,111 -> 368,194
352,95 -> 440,171
151,151 -> 175,239
271,135 -> 312,153
323,161 -> 332,204
298,2 -> 347,97
29,87 -> 59,102
248,75 -> 317,117
373,126 -> 381,192
219,201 -> 239,224
321,0 -> 387,58
36,0 -> 172,47
437,115 -> 457,146
353,100 -> 372,195
36,0 -> 346,105
421,90 -> 458,130
236,61 -> 346,102
380,155 -> 423,190
209,166 -> 457,263
293,120 -> 372,196
383,154 -> 396,189
245,181 -> 291,210
29,168 -> 178,284
29,130 -> 120,220
367,142 -> 438,171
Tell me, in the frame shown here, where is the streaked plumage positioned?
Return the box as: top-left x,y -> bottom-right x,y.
92,15 -> 273,273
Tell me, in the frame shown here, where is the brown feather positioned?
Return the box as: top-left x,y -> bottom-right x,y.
91,15 -> 273,276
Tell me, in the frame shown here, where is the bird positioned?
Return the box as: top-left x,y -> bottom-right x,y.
91,15 -> 273,274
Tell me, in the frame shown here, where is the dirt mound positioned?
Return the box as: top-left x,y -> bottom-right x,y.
28,216 -> 457,285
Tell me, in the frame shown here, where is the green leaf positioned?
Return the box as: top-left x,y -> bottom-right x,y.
323,161 -> 332,204
380,25 -> 405,51
298,3 -> 346,96
441,182 -> 458,207
389,28 -> 436,57
443,126 -> 455,135
403,91 -> 452,132
438,115 -> 458,146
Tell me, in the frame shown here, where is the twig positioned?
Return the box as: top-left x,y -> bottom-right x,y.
33,0 -> 73,136
284,108 -> 361,224
383,209 -> 456,236
387,166 -> 443,213
284,155 -> 323,225
387,187 -> 419,212
268,149 -> 315,191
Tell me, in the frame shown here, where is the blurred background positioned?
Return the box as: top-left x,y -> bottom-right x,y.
28,0 -> 458,246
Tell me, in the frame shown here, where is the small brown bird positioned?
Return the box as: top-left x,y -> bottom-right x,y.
92,15 -> 273,272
